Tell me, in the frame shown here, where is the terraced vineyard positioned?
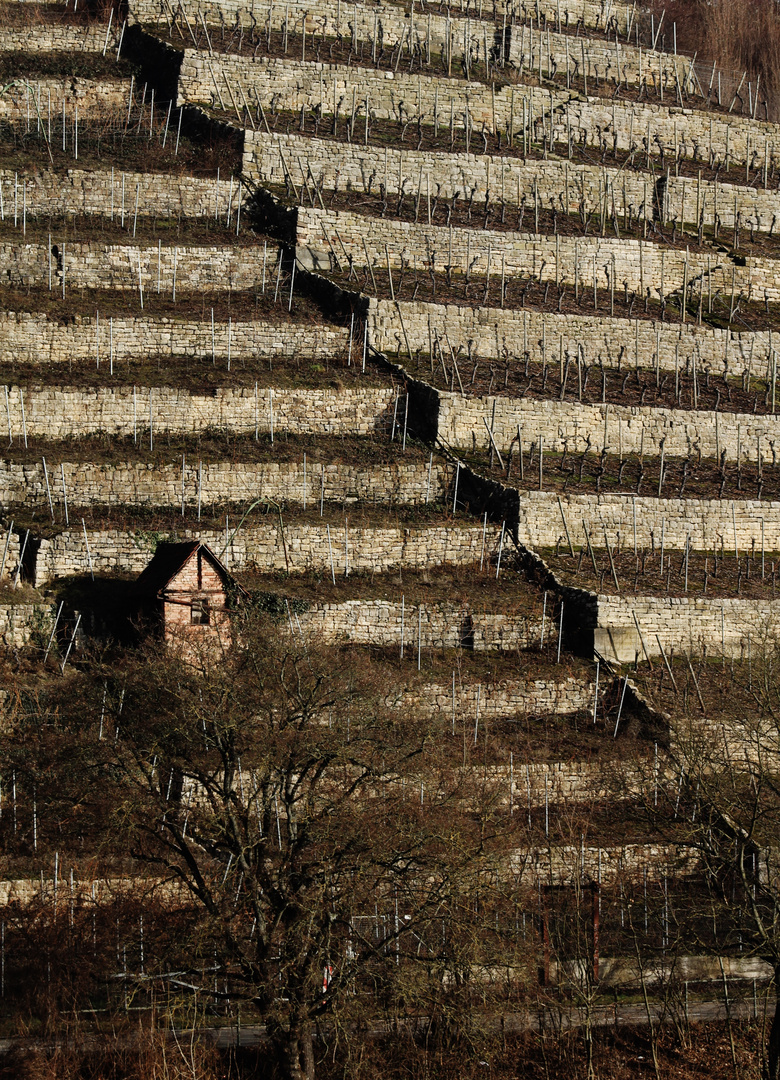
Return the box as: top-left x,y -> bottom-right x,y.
2,1 -> 780,1076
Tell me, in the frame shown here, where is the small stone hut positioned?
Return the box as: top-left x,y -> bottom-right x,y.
134,540 -> 248,646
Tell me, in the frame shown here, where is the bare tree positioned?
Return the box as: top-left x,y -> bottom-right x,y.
5,611 -> 531,1079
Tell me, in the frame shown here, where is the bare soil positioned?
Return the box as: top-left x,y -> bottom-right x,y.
0,51 -> 134,81
0,3 -> 111,27
0,216 -> 272,248
9,501 -> 455,539
0,431 -> 415,469
0,112 -> 242,178
0,352 -> 387,389
418,354 -> 780,416
236,564 -> 542,608
466,446 -> 780,502
215,95 -> 780,188
635,656 -> 777,725
542,546 -> 780,600
0,282 -> 335,326
327,263 -> 780,334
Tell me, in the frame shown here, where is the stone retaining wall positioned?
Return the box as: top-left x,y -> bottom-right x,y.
401,675 -> 593,721
298,206 -> 756,299
29,522 -> 498,584
0,78 -> 129,121
245,130 -> 652,218
129,0 -> 622,38
133,0 -> 652,90
180,52 -> 779,168
590,592 -> 780,661
0,459 -> 446,508
0,26 -> 118,52
438,391 -> 780,463
0,168 -> 244,221
294,597 -> 548,650
0,311 -> 345,365
517,490 -> 780,554
245,131 -> 780,232
0,385 -> 393,438
0,603 -> 54,650
0,239 -> 282,294
369,299 -> 771,378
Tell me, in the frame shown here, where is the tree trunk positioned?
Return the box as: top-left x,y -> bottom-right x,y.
279,1014 -> 315,1080
767,972 -> 780,1080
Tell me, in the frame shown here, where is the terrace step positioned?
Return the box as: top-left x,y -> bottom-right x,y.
0,238 -> 282,295
0,310 -> 347,366
0,454 -> 446,510
369,298 -> 767,377
25,518 -> 502,585
0,384 -> 395,438
181,50 -> 776,170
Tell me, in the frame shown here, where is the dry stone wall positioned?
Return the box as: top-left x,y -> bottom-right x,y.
29,522 -> 497,584
0,533 -> 23,585
0,459 -> 446,508
0,26 -> 119,52
298,206 -> 770,300
507,23 -> 691,91
517,490 -> 780,554
133,0 -> 651,88
0,311 -> 345,365
293,597 -> 548,650
400,676 -> 594,720
245,131 -> 653,218
369,298 -> 770,378
0,385 -> 394,438
0,168 -> 243,221
438,391 -> 780,463
130,0 -> 625,38
0,78 -> 130,121
521,841 -> 698,886
0,240 -> 282,294
0,603 -> 54,650
591,592 -> 780,660
179,52 -> 779,168
246,132 -> 780,232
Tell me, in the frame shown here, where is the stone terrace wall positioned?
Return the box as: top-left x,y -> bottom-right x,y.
30,522 -> 498,584
0,26 -> 119,52
0,533 -> 23,584
0,311 -> 346,365
518,490 -> 780,553
507,23 -> 690,91
0,240 -> 282,294
0,168 -> 245,220
180,52 -> 778,168
369,299 -> 770,378
0,603 -> 54,650
0,459 -> 446,508
133,0 -> 653,88
299,206 -> 755,298
245,131 -> 652,219
438,391 -> 780,463
523,842 -> 697,886
130,0 -> 623,38
246,133 -> 780,232
401,676 -> 594,720
667,175 -> 780,231
0,385 -> 394,438
592,593 -> 780,660
294,598 -> 548,651
0,78 -> 129,120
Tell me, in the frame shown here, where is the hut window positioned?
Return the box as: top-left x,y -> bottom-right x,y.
191,599 -> 210,625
